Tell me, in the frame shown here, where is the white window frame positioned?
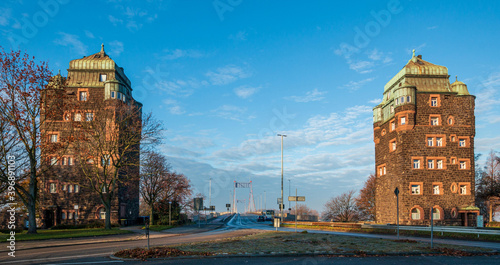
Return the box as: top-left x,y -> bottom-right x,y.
437,160 -> 443,169
79,91 -> 88,101
436,137 -> 443,147
433,185 -> 440,195
459,139 -> 466,147
411,185 -> 420,195
401,117 -> 406,125
50,183 -> 57,193
431,117 -> 439,125
50,134 -> 58,143
50,157 -> 58,166
460,161 -> 467,169
407,96 -> 411,103
431,97 -> 438,106
75,185 -> 79,193
85,113 -> 94,121
428,159 -> 434,169
413,159 -> 420,169
427,138 -> 434,146
460,185 -> 467,194
99,74 -> 107,82
411,208 -> 420,220
432,208 -> 440,220
74,113 -> 82,121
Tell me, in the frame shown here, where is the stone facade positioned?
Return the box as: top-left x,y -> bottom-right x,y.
373,52 -> 478,226
39,45 -> 140,227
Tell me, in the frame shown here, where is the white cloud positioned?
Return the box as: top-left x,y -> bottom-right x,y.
229,31 -> 248,41
234,85 -> 259,99
211,105 -> 247,121
340,77 -> 376,91
53,32 -> 88,56
84,30 -> 95,39
475,72 -> 500,113
0,8 -> 12,26
286,88 -> 327,103
162,98 -> 185,115
427,25 -> 438,30
369,98 -> 381,104
160,49 -> 205,60
206,65 -> 251,85
108,40 -> 124,56
108,15 -> 123,26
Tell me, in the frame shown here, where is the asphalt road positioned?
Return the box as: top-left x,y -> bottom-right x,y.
2,214 -> 500,264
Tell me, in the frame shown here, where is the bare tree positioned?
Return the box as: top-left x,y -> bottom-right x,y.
140,151 -> 170,225
355,174 -> 376,221
0,49 -> 68,233
322,190 -> 359,222
73,99 -> 163,229
290,204 -> 319,217
476,150 -> 500,221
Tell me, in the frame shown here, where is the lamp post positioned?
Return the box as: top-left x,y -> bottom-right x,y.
277,134 -> 287,224
169,201 -> 172,226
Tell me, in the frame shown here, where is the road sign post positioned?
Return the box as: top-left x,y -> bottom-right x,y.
288,193 -> 306,233
431,206 -> 434,248
394,187 -> 399,240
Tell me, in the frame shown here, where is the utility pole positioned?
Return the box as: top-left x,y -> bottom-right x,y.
277,134 -> 287,224
209,178 -> 212,213
264,190 -> 266,211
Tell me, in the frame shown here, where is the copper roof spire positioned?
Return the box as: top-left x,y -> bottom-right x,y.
100,43 -> 105,55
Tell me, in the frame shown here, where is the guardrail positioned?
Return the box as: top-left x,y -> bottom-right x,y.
362,224 -> 500,236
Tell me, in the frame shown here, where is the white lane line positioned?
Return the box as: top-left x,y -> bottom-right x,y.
0,252 -> 112,264
46,261 -> 123,265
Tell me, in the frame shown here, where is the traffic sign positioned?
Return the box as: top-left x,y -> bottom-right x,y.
288,196 -> 305,201
277,198 -> 282,204
394,187 -> 399,196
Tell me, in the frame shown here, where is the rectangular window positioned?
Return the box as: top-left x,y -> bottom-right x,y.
68,212 -> 73,220
437,159 -> 443,169
85,113 -> 94,121
99,74 -> 107,82
400,96 -> 404,103
411,185 -> 420,194
117,93 -> 121,100
62,184 -> 67,191
396,98 -> 399,105
62,157 -> 67,166
427,138 -> 434,146
390,120 -> 395,131
68,157 -> 73,166
436,137 -> 443,147
50,157 -> 58,165
68,185 -> 74,193
407,96 -> 411,103
50,183 -> 57,193
79,91 -> 88,101
431,97 -> 438,106
74,113 -> 82,121
401,117 -> 406,125
75,185 -> 80,193
62,212 -> 66,220
413,159 -> 420,169
428,159 -> 434,169
460,185 -> 467,195
377,164 -> 387,176
451,157 -> 457,164
433,185 -> 440,195
49,134 -> 58,143
460,161 -> 467,169
101,155 -> 110,166
431,117 -> 439,125
111,91 -> 115,98
458,137 -> 469,147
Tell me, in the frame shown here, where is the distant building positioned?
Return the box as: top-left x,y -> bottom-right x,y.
39,45 -> 140,227
373,51 -> 479,226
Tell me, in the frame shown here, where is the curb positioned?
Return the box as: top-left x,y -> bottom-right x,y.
109,249 -> 500,261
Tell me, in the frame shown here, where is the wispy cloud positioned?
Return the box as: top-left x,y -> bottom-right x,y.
211,105 -> 247,121
206,65 -> 251,85
427,25 -> 438,30
108,40 -> 124,56
286,88 -> 327,103
160,49 -> 205,60
108,15 -> 123,26
84,30 -> 95,39
369,98 -> 381,104
162,99 -> 185,115
53,32 -> 88,56
234,85 -> 259,99
406,43 -> 427,55
340,77 -> 376,91
0,7 -> 12,26
229,30 -> 248,41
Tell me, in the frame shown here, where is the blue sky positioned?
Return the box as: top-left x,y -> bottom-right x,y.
2,0 -> 500,213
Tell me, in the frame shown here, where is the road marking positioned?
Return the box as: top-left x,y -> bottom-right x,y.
46,261 -> 123,265
0,252 -> 112,264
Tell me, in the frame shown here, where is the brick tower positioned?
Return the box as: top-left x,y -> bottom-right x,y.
373,51 -> 479,226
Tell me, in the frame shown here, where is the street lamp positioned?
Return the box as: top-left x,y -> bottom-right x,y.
169,201 -> 172,226
277,134 -> 287,224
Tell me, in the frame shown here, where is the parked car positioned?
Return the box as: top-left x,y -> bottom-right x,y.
257,215 -> 265,222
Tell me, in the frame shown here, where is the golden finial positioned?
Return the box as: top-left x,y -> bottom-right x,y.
456,75 -> 458,82
412,49 -> 415,57
100,43 -> 105,54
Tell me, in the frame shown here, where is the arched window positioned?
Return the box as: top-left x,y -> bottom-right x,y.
99,207 -> 106,220
432,208 -> 440,220
411,208 -> 420,220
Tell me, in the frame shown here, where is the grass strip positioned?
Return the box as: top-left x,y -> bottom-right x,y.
0,228 -> 132,241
